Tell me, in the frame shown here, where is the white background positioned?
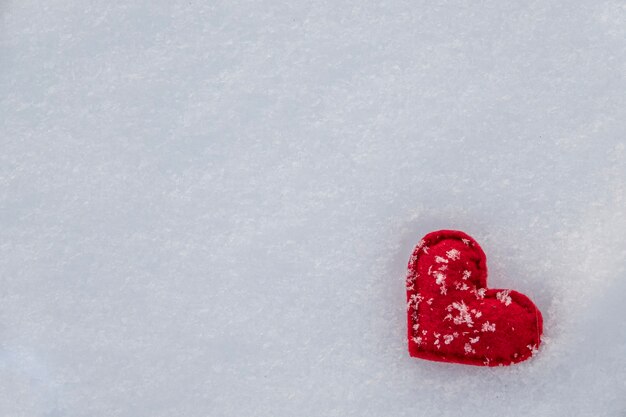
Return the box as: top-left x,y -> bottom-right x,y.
1,1 -> 625,416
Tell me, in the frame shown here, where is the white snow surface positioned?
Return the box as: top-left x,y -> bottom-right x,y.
1,1 -> 625,416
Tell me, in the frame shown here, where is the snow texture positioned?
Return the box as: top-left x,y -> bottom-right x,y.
1,1 -> 625,416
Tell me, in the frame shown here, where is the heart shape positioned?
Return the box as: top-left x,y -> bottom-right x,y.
406,230 -> 543,366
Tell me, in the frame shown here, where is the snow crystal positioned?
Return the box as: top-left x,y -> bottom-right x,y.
446,301 -> 474,327
405,272 -> 417,290
475,288 -> 487,299
434,272 -> 446,286
446,249 -> 461,260
407,294 -> 423,310
482,322 -> 496,332
496,290 -> 512,306
435,256 -> 449,264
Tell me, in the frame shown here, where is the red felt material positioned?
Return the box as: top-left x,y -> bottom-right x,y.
406,230 -> 543,367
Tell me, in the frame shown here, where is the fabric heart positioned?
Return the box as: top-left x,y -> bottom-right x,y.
406,230 -> 543,366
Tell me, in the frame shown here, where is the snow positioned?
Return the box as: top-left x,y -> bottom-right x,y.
1,1 -> 625,416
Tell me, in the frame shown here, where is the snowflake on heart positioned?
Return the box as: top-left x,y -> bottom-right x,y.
406,230 -> 543,366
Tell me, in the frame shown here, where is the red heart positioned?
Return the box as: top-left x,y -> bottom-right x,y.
406,230 -> 543,366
